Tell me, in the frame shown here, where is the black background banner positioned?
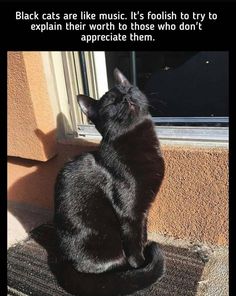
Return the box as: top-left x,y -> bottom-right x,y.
0,2 -> 235,51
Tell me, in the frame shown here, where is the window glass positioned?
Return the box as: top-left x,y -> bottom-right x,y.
105,51 -> 228,125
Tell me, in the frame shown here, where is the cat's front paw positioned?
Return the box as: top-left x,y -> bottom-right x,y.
127,253 -> 145,269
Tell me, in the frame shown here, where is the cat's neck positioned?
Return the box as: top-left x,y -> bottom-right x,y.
114,118 -> 157,150
99,118 -> 161,165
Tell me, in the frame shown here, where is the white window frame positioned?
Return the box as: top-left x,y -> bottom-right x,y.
41,51 -> 229,147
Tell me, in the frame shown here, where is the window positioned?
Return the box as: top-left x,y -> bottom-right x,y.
44,51 -> 229,144
105,51 -> 228,124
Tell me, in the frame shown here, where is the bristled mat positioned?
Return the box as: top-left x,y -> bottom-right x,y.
8,224 -> 205,296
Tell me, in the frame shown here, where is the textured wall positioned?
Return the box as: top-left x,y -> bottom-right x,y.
8,142 -> 228,246
148,145 -> 228,246
7,52 -> 56,161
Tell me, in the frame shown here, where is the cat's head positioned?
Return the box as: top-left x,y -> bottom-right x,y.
77,68 -> 149,139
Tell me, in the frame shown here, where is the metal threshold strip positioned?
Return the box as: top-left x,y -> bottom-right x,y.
156,126 -> 228,142
152,117 -> 228,123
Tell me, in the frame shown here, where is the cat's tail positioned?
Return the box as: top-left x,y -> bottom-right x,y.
59,241 -> 165,296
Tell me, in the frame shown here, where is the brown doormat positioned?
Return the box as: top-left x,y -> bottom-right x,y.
8,224 -> 205,296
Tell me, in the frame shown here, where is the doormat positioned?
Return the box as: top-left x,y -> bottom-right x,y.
8,224 -> 205,296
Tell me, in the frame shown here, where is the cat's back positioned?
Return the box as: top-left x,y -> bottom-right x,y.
54,151 -> 113,209
58,152 -> 97,177
55,151 -> 100,185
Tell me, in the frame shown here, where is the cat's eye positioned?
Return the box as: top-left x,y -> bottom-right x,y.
101,94 -> 119,110
100,101 -> 115,113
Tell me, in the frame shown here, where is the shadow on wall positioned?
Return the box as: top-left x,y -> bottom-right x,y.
34,128 -> 57,161
8,112 -> 99,235
34,111 -> 76,156
55,112 -> 74,140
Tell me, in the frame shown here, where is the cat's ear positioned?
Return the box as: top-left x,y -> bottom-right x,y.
114,68 -> 131,87
77,95 -> 97,119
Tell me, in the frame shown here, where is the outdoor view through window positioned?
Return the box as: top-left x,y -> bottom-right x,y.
105,51 -> 228,126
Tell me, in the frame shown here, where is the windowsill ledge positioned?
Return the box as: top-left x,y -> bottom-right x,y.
65,125 -> 229,148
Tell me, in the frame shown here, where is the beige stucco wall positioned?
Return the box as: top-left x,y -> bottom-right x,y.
7,51 -> 57,161
149,145 -> 228,246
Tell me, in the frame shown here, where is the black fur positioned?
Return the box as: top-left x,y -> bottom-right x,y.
54,68 -> 165,295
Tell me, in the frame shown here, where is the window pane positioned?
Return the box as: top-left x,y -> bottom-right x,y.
105,51 -> 228,121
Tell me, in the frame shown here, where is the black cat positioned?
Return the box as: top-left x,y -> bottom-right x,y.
54,68 -> 165,296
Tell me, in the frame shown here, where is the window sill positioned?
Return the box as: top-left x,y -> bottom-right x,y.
76,124 -> 228,148
156,126 -> 228,145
